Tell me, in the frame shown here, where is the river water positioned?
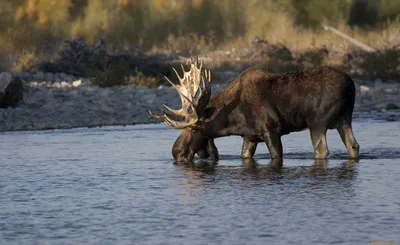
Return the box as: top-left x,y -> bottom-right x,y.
0,120 -> 399,245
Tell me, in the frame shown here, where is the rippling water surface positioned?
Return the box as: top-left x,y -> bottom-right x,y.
0,120 -> 399,245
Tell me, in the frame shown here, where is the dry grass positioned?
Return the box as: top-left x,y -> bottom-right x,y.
3,0 -> 400,52
90,63 -> 161,88
11,48 -> 40,72
2,0 -> 400,81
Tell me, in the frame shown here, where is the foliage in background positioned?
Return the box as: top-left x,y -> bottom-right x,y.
3,0 -> 400,52
11,48 -> 39,72
125,70 -> 160,88
350,48 -> 400,80
2,0 -> 400,81
90,62 -> 161,88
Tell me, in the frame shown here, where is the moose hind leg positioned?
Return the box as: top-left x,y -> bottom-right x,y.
310,129 -> 329,159
337,119 -> 359,158
241,139 -> 258,158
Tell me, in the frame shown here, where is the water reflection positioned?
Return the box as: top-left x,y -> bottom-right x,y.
174,158 -> 359,186
1,123 -> 398,244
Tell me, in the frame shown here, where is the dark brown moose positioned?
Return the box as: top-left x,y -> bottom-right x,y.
149,58 -> 359,162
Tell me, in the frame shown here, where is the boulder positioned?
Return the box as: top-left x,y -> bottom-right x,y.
0,76 -> 24,108
386,103 -> 400,110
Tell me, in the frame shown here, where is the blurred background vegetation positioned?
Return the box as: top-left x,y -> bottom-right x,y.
1,0 -> 400,82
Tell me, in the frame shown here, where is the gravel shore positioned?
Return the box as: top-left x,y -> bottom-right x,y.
0,72 -> 399,132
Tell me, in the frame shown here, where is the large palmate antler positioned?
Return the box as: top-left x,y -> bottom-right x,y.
149,57 -> 212,129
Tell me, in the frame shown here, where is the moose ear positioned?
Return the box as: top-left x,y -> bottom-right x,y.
203,106 -> 225,123
204,107 -> 217,119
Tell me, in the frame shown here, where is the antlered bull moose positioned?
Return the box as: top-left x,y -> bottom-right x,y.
149,58 -> 359,162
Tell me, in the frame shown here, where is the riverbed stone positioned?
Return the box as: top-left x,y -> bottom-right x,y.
44,72 -> 53,81
59,73 -> 69,80
382,88 -> 397,94
0,76 -> 24,108
0,72 -> 13,87
359,85 -> 370,93
72,80 -> 82,87
0,71 -> 399,131
385,103 -> 400,110
35,71 -> 45,81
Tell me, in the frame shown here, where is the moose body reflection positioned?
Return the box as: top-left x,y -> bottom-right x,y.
150,57 -> 360,162
174,159 -> 358,189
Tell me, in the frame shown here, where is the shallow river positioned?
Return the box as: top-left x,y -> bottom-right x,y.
0,120 -> 399,245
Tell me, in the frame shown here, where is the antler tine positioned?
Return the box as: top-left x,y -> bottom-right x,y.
149,109 -> 179,121
190,68 -> 207,103
163,76 -> 195,108
186,69 -> 210,119
181,63 -> 186,73
199,58 -> 203,71
195,75 -> 206,101
164,117 -> 198,129
163,75 -> 199,120
172,67 -> 183,81
149,106 -> 199,129
148,56 -> 212,129
163,104 -> 184,117
148,110 -> 164,120
206,69 -> 211,82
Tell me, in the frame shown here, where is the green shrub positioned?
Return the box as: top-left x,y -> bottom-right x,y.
90,62 -> 160,88
351,48 -> 400,80
125,71 -> 160,88
0,49 -> 12,72
90,61 -> 130,87
291,0 -> 350,27
11,48 -> 39,72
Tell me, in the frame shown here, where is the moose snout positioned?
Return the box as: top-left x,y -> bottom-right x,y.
173,148 -> 195,163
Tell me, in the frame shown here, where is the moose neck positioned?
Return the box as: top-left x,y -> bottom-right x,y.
201,78 -> 244,138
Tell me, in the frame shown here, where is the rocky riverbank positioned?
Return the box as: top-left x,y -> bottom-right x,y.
0,71 -> 399,132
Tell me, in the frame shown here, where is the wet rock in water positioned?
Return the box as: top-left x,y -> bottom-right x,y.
386,103 -> 400,110
385,114 -> 399,121
0,76 -> 24,108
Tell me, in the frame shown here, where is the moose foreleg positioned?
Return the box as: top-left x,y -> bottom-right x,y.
264,132 -> 283,159
310,128 -> 329,159
197,139 -> 219,160
241,138 -> 258,158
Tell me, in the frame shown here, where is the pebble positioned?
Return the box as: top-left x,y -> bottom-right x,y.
72,80 -> 82,87
382,88 -> 397,94
360,85 -> 370,93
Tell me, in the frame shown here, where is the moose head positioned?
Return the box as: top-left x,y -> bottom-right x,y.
149,57 -> 217,162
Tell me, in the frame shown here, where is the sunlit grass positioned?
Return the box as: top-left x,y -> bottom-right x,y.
1,0 -> 400,80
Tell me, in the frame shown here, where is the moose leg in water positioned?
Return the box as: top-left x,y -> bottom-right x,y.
264,131 -> 283,159
197,139 -> 219,160
241,138 -> 258,158
200,137 -> 259,159
310,128 -> 329,159
337,118 -> 359,158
